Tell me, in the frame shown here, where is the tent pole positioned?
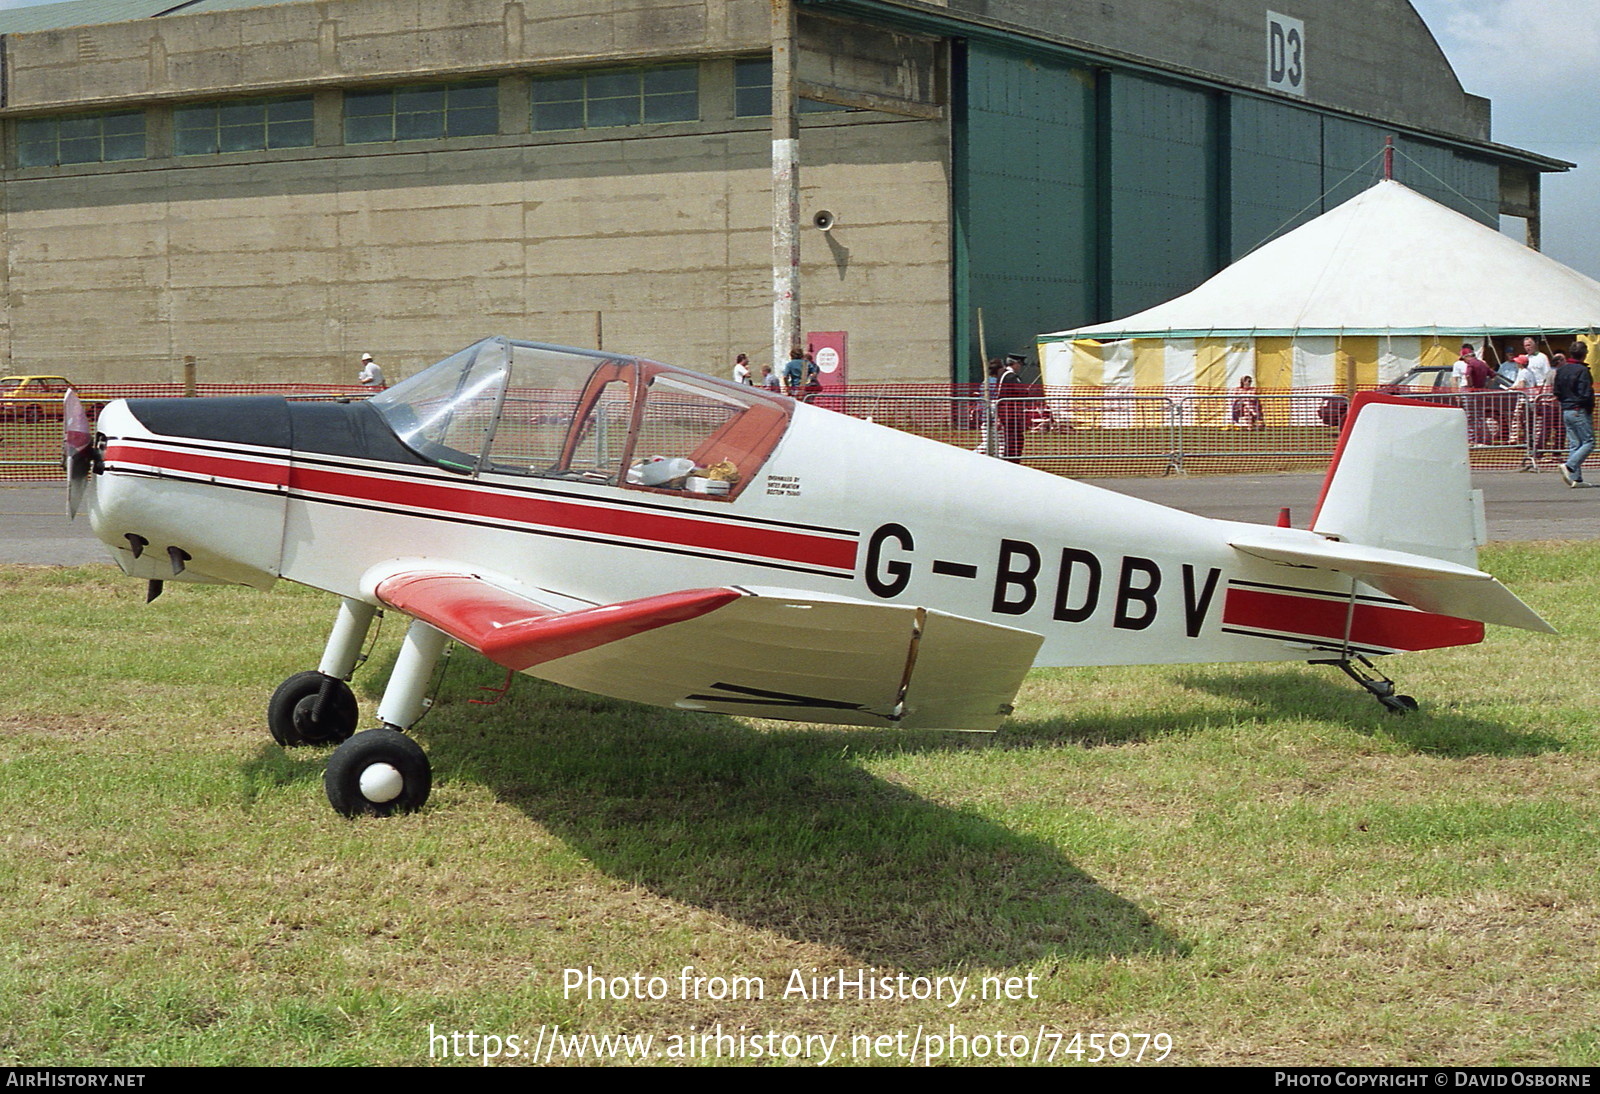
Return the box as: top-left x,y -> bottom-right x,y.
978,307 -> 995,457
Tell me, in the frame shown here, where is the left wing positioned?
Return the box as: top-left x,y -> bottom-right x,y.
367,565 -> 1044,730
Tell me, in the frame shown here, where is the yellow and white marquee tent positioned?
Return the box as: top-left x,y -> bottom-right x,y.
1039,180 -> 1600,395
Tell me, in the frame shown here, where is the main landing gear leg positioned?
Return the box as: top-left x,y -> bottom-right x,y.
267,598 -> 376,747
1311,653 -> 1418,715
318,597 -> 378,681
324,618 -> 448,816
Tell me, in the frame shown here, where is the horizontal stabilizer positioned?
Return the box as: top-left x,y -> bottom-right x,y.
1229,527 -> 1554,634
369,565 -> 1044,729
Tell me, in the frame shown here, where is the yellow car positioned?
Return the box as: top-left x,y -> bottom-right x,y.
0,375 -> 95,423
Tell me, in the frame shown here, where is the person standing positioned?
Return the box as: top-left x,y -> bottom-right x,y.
759,364 -> 781,392
1523,337 -> 1552,387
732,352 -> 752,385
1553,341 -> 1594,487
780,346 -> 814,398
1459,343 -> 1493,443
996,355 -> 1029,462
1494,345 -> 1519,384
357,352 -> 385,389
800,350 -> 823,400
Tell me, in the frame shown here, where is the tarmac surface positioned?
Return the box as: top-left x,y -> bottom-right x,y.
3,468 -> 1597,566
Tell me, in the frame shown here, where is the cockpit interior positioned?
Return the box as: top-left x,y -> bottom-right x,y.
370,338 -> 793,500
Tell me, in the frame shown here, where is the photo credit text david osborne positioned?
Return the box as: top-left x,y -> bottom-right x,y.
1275,1074 -> 1590,1088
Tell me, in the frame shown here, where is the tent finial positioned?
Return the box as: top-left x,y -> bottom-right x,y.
1383,136 -> 1394,181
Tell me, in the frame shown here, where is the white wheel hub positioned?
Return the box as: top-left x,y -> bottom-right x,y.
358,762 -> 405,803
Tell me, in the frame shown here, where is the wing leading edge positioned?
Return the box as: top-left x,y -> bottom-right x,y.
370,567 -> 1044,730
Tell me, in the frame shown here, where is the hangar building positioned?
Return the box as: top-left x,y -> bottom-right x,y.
0,0 -> 1567,384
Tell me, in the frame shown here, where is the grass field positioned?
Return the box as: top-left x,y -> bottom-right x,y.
1,549 -> 1596,1067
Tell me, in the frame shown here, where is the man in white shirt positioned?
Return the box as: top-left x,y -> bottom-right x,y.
358,352 -> 385,389
1523,337 -> 1552,386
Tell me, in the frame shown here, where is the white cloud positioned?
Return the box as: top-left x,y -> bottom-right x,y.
1431,0 -> 1600,53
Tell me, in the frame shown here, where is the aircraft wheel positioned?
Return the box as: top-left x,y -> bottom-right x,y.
1381,694 -> 1418,715
268,671 -> 359,747
324,729 -> 431,817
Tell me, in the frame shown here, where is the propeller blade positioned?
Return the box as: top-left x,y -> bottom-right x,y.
63,390 -> 93,519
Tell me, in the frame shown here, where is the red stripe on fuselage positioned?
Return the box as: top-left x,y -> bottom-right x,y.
1222,587 -> 1483,652
102,442 -> 857,571
106,443 -> 289,488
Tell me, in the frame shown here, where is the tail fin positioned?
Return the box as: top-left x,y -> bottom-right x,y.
1312,393 -> 1483,567
1228,394 -> 1553,635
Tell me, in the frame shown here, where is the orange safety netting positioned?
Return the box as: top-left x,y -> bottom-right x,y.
0,383 -> 1561,483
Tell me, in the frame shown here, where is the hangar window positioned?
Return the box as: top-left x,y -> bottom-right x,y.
531,65 -> 699,132
344,82 -> 499,144
175,96 -> 314,155
733,60 -> 848,117
16,112 -> 145,167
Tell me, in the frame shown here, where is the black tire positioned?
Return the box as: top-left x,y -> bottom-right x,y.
23,405 -> 41,425
267,670 -> 359,747
324,729 -> 431,817
1381,694 -> 1419,715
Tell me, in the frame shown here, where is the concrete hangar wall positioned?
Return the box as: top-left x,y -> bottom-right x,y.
0,0 -> 1561,386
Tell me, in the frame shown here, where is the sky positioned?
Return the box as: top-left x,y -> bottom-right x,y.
0,0 -> 1592,276
1407,0 -> 1599,276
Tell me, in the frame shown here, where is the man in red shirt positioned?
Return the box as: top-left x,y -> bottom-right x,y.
1460,342 -> 1493,444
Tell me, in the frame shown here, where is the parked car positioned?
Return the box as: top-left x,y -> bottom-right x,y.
1379,364 -> 1513,394
1379,365 -> 1519,444
0,375 -> 95,423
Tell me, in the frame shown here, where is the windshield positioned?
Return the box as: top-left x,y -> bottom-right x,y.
370,338 -> 791,499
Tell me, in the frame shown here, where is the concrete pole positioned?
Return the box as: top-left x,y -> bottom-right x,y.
771,0 -> 801,377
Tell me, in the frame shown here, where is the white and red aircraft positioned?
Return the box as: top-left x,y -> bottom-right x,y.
63,337 -> 1552,816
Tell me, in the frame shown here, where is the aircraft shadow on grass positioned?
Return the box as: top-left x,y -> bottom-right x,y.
245,664 -> 1187,972
1179,668 -> 1561,757
244,642 -> 1560,968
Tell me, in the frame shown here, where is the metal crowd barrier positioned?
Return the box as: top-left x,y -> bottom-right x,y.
1167,392 -> 1347,474
1523,393 -> 1568,470
0,384 -> 1581,483
990,393 -> 1181,475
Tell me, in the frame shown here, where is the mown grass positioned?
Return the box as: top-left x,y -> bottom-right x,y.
0,547 -> 1596,1066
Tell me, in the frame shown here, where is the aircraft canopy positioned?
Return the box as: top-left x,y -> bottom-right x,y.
370,338 -> 792,500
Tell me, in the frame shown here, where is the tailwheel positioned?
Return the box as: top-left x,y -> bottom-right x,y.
1311,653 -> 1418,716
1381,694 -> 1419,714
268,670 -> 359,746
324,728 -> 431,817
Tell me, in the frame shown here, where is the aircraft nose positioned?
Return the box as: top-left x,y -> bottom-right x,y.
87,398 -> 288,591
